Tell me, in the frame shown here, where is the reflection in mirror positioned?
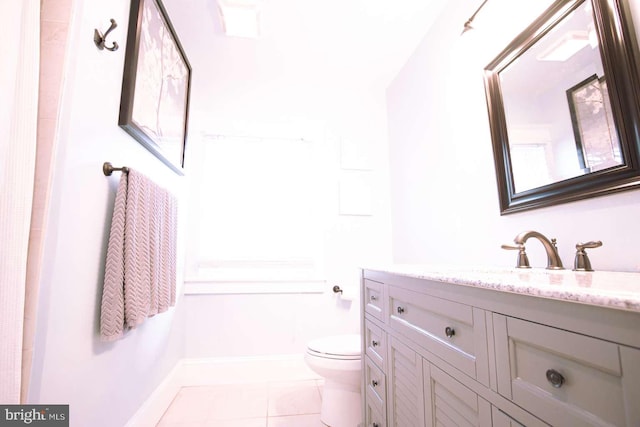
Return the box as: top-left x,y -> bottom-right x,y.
484,0 -> 640,214
567,75 -> 621,172
499,0 -> 621,193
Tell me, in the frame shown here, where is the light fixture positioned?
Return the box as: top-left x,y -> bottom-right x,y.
217,0 -> 262,38
461,0 -> 489,35
537,31 -> 590,61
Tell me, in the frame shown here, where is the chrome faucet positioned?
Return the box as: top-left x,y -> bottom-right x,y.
502,230 -> 564,270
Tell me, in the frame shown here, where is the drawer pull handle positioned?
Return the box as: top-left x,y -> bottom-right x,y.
546,369 -> 565,388
445,326 -> 455,338
371,380 -> 378,387
370,295 -> 378,301
372,340 -> 379,347
397,306 -> 405,314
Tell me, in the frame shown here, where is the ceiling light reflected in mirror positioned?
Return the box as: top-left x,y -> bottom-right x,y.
537,31 -> 589,61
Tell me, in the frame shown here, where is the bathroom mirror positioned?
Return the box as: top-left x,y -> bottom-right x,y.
484,0 -> 640,214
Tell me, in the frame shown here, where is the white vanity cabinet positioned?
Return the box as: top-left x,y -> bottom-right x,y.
361,268 -> 640,427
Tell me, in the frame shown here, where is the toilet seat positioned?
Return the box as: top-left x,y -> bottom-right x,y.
305,334 -> 362,427
306,334 -> 361,360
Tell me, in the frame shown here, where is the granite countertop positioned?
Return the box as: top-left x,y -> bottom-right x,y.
364,264 -> 640,313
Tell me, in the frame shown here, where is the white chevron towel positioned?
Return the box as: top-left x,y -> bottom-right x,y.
100,168 -> 177,341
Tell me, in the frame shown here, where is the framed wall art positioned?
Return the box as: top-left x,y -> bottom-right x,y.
119,0 -> 191,175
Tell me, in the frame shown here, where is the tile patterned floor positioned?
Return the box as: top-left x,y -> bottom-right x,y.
157,380 -> 325,427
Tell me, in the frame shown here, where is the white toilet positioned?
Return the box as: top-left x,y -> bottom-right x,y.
304,334 -> 362,427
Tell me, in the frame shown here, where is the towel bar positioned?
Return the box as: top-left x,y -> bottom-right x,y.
103,162 -> 129,176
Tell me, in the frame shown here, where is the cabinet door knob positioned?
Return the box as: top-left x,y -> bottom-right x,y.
546,369 -> 565,388
397,306 -> 405,314
373,424 -> 379,427
370,295 -> 378,301
371,380 -> 378,387
445,326 -> 455,338
372,340 -> 379,347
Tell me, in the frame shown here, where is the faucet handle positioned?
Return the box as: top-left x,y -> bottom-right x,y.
573,241 -> 603,272
501,243 -> 531,269
576,241 -> 603,250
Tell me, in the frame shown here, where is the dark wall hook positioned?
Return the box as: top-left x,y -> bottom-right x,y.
94,19 -> 119,51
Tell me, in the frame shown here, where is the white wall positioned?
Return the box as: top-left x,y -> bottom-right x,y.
29,1 -> 186,425
387,0 -> 640,272
162,0 -> 393,357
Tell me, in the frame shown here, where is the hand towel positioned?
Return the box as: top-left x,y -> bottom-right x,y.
100,169 -> 177,341
100,172 -> 128,341
122,169 -> 152,328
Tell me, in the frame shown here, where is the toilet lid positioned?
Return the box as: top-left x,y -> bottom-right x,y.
307,334 -> 361,357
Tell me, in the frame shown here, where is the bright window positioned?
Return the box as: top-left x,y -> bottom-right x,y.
185,134 -> 326,293
510,143 -> 551,193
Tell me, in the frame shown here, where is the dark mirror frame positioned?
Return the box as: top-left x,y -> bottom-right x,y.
484,0 -> 640,215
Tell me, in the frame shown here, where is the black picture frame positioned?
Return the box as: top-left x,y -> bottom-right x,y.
119,0 -> 191,175
566,74 -> 621,172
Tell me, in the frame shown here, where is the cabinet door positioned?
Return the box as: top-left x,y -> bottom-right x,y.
494,313 -> 640,426
423,361 -> 492,426
387,336 -> 425,427
491,407 -> 524,427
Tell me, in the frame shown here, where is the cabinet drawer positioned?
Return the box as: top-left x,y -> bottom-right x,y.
364,279 -> 385,322
364,391 -> 387,427
364,355 -> 386,407
494,314 -> 640,426
387,285 -> 489,383
364,319 -> 386,369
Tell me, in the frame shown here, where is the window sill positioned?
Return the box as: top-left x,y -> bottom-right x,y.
183,279 -> 327,295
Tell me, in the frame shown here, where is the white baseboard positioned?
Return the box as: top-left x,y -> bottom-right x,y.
125,354 -> 320,427
124,360 -> 184,427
